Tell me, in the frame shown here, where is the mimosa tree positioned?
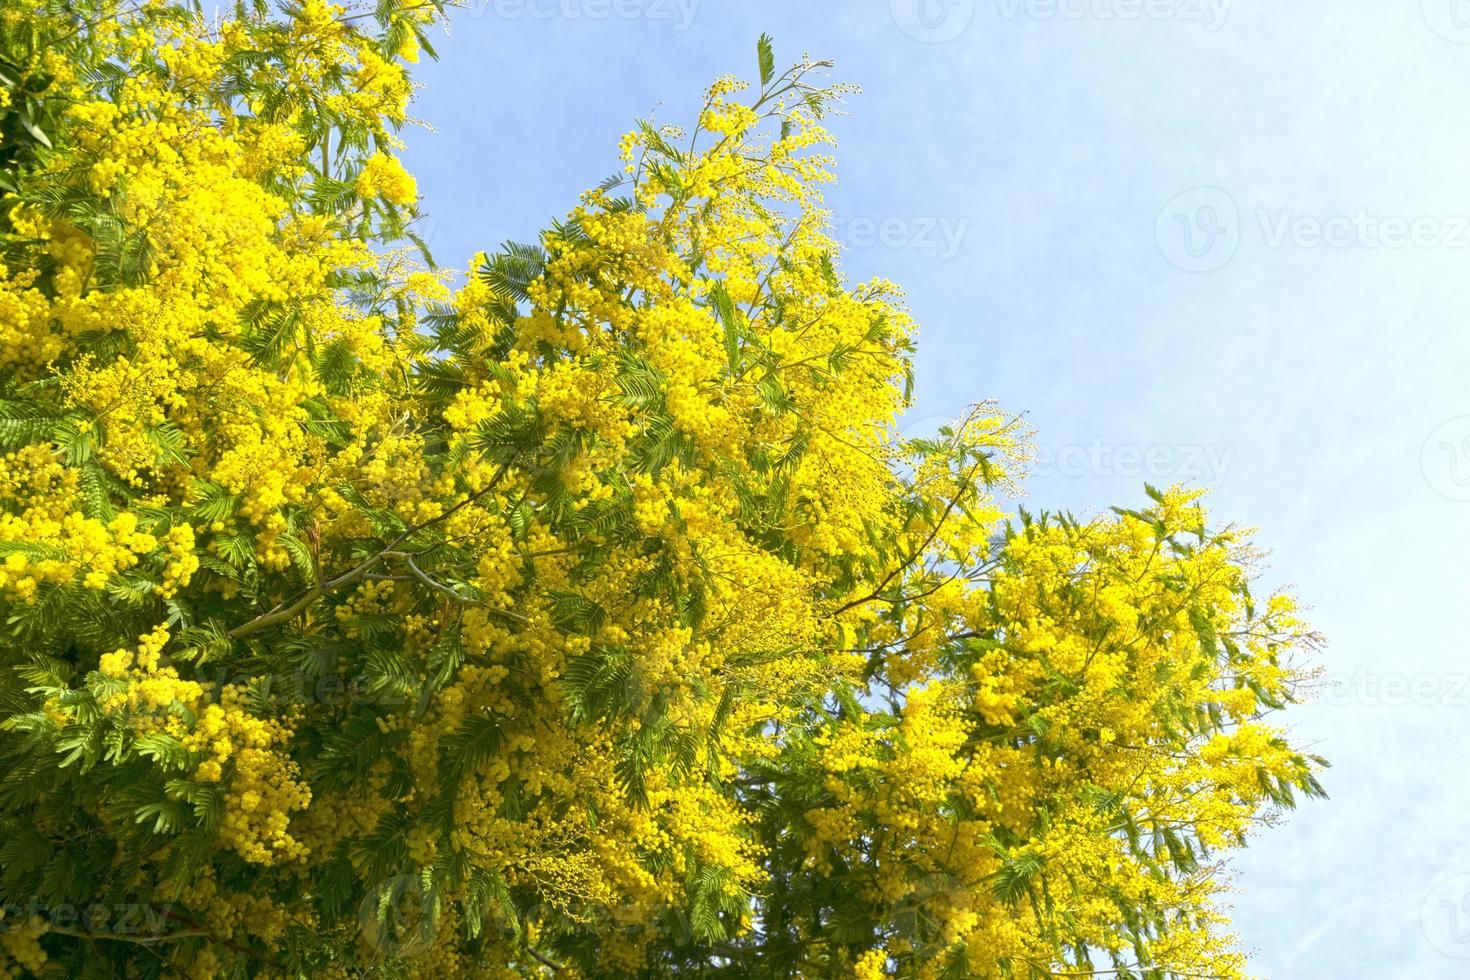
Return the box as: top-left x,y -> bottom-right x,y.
0,4 -> 1323,977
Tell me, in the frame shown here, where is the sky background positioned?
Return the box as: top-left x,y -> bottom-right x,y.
399,2 -> 1470,974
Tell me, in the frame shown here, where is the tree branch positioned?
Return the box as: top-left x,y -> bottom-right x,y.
229,461 -> 513,639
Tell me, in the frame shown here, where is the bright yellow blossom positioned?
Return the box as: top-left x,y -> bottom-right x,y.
0,9 -> 1320,980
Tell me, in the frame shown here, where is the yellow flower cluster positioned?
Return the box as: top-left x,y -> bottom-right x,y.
0,923 -> 47,979
185,695 -> 312,865
0,6 -> 1319,976
357,151 -> 418,207
0,464 -> 161,599
799,485 -> 1319,976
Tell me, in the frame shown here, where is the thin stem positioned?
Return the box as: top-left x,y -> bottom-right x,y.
229,461 -> 512,639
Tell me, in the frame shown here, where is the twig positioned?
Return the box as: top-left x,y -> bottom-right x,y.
229,461 -> 512,638
41,924 -> 209,945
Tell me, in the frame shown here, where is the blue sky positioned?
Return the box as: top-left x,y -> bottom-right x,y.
401,2 -> 1470,974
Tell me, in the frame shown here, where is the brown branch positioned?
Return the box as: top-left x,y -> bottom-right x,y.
41,924 -> 209,945
229,461 -> 513,639
524,944 -> 564,973
830,449 -> 994,618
